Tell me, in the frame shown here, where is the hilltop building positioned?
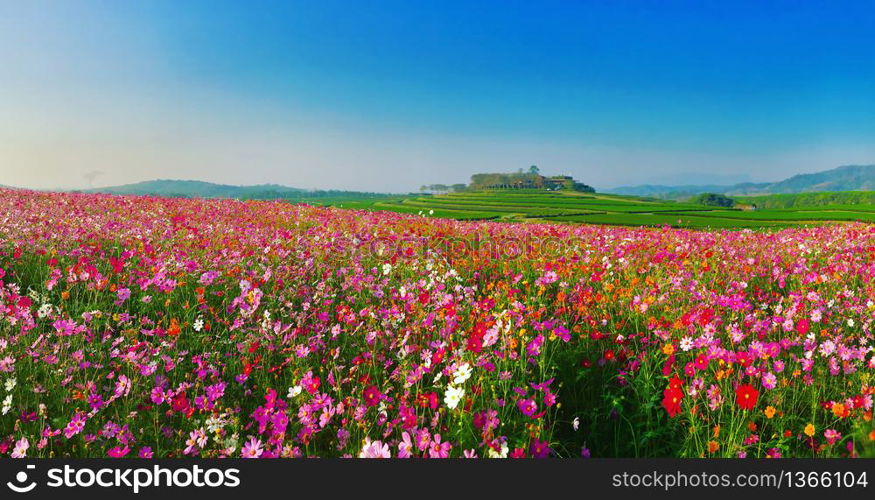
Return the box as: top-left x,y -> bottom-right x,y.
468,172 -> 594,192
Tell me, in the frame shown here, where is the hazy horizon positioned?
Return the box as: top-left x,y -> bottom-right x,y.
2,1 -> 875,192
5,162 -> 875,194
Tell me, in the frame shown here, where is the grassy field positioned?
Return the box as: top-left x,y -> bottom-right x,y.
305,190 -> 875,229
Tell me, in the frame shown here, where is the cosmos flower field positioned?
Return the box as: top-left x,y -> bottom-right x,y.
0,189 -> 874,458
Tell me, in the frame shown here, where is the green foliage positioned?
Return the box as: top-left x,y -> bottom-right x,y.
420,184 -> 467,193
469,171 -> 594,192
325,190 -> 875,229
694,193 -> 736,207
733,191 -> 875,209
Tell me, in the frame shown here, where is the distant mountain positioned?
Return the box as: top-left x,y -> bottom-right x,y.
604,165 -> 875,199
77,179 -> 397,201
81,179 -> 306,198
748,165 -> 875,194
641,172 -> 753,186
606,183 -> 769,198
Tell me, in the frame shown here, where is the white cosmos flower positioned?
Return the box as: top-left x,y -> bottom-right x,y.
444,384 -> 465,410
487,440 -> 509,458
206,415 -> 227,433
679,336 -> 693,352
452,363 -> 472,386
37,303 -> 53,318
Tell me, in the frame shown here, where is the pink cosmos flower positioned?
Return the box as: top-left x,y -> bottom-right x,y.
359,438 -> 391,458
397,431 -> 414,458
241,437 -> 264,458
198,271 -> 218,286
10,437 -> 29,458
517,398 -> 538,417
108,446 -> 130,458
529,439 -> 551,458
64,412 -> 87,439
428,434 -> 451,458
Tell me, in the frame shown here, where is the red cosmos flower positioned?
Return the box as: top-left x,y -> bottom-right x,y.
696,308 -> 714,327
303,375 -> 320,394
417,392 -> 439,409
398,405 -> 417,429
363,385 -> 382,407
467,326 -> 485,353
662,385 -> 684,418
171,392 -> 190,413
109,256 -> 125,274
662,355 -> 676,376
431,348 -> 445,366
796,318 -> 810,336
735,384 -> 759,410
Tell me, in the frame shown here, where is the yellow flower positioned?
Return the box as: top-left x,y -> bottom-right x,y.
831,402 -> 846,418
764,406 -> 776,419
662,343 -> 675,356
804,423 -> 815,437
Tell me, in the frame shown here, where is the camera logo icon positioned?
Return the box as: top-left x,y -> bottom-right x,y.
7,465 -> 37,493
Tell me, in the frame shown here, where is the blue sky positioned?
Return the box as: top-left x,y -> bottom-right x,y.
1,0 -> 874,191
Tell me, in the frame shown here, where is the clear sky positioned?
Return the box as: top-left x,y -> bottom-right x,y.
2,0 -> 874,192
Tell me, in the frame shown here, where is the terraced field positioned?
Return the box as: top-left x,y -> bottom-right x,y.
310,190 -> 875,229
